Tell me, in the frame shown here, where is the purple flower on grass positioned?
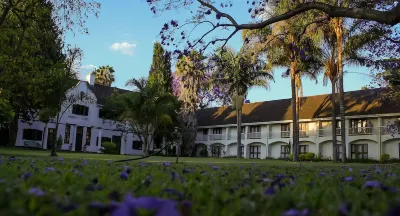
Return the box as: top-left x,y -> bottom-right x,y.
348,168 -> 353,172
319,172 -> 326,176
23,172 -> 32,181
264,186 -> 275,195
212,166 -> 220,170
164,161 -> 171,167
363,181 -> 381,188
59,157 -> 64,162
29,188 -> 45,196
0,160 -> 2,165
375,168 -> 382,173
44,167 -> 55,173
344,176 -> 354,182
120,172 -> 129,180
339,203 -> 350,216
282,208 -> 309,216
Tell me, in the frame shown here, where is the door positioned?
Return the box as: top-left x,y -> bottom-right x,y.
47,128 -> 56,150
75,126 -> 84,152
112,135 -> 122,154
250,146 -> 260,159
0,124 -> 9,146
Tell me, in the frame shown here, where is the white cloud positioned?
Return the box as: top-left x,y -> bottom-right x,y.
110,42 -> 136,56
80,64 -> 97,70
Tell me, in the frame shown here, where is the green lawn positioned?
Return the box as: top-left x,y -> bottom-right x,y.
1,147 -> 400,215
0,146 -> 390,167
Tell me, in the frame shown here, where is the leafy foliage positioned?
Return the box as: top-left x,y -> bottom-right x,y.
148,42 -> 173,93
93,65 -> 115,86
102,78 -> 180,155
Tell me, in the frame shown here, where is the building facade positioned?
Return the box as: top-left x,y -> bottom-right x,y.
15,73 -> 148,155
194,88 -> 400,160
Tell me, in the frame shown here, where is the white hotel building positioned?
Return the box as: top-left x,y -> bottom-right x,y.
12,73 -> 400,159
194,88 -> 400,160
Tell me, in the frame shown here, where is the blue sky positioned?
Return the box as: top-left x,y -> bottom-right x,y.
65,0 -> 372,105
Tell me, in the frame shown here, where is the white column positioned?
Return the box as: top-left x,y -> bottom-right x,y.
121,134 -> 126,155
72,125 -> 76,151
98,128 -> 102,149
344,119 -> 350,158
82,127 -> 87,148
378,117 -> 382,156
225,127 -> 229,140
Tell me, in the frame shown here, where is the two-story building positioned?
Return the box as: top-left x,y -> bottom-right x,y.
194,88 -> 400,160
15,73 -> 147,155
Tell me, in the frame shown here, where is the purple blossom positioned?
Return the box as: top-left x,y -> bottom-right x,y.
23,172 -> 32,181
343,176 -> 354,182
264,186 -> 275,195
363,180 -> 381,188
29,188 -> 45,196
162,188 -> 184,199
120,172 -> 129,180
164,161 -> 171,167
281,208 -> 309,216
44,167 -> 56,173
212,166 -> 220,170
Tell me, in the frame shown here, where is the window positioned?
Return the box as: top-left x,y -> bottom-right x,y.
23,129 -> 43,141
241,126 -> 246,133
299,123 -> 309,137
241,145 -> 244,157
336,144 -> 342,160
281,124 -> 290,138
64,124 -> 71,144
249,145 -> 261,159
132,141 -> 143,150
350,119 -> 367,128
299,145 -> 309,154
280,145 -> 290,159
212,128 -> 222,134
72,104 -> 89,116
351,144 -> 368,159
86,127 -> 91,146
202,129 -> 208,135
249,126 -> 261,133
211,145 -> 223,158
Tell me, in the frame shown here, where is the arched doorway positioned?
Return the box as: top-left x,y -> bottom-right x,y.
210,143 -> 225,158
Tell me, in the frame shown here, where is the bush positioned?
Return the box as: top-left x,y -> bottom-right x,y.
289,154 -> 293,161
102,142 -> 117,154
306,152 -> 315,161
380,154 -> 390,162
199,148 -> 208,157
299,154 -> 307,161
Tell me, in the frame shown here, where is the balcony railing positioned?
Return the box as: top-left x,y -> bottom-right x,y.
196,126 -> 397,142
318,128 -> 342,137
247,132 -> 262,139
348,127 -> 374,135
227,133 -> 246,140
209,134 -> 226,140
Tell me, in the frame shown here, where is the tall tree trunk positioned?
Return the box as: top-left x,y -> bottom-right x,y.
335,17 -> 347,162
331,81 -> 337,162
8,113 -> 18,146
51,113 -> 59,156
42,122 -> 48,149
291,64 -> 299,162
236,108 -> 242,158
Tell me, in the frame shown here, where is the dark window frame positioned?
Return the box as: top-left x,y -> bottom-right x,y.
212,128 -> 223,135
86,127 -> 91,146
132,140 -> 143,150
249,145 -> 261,159
72,104 -> 89,116
299,145 -> 309,154
351,144 -> 368,159
280,145 -> 290,158
22,129 -> 43,141
64,124 -> 71,144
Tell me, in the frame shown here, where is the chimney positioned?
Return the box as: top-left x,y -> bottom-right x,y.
86,72 -> 95,85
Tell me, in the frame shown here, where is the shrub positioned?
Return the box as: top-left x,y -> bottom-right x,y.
199,148 -> 208,157
299,154 -> 307,161
306,152 -> 316,161
380,154 -> 390,162
289,154 -> 293,161
102,142 -> 117,154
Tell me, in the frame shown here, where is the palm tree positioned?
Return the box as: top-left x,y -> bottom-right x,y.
93,65 -> 115,86
321,23 -> 340,161
244,18 -> 322,161
103,78 -> 179,155
211,46 -> 274,158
